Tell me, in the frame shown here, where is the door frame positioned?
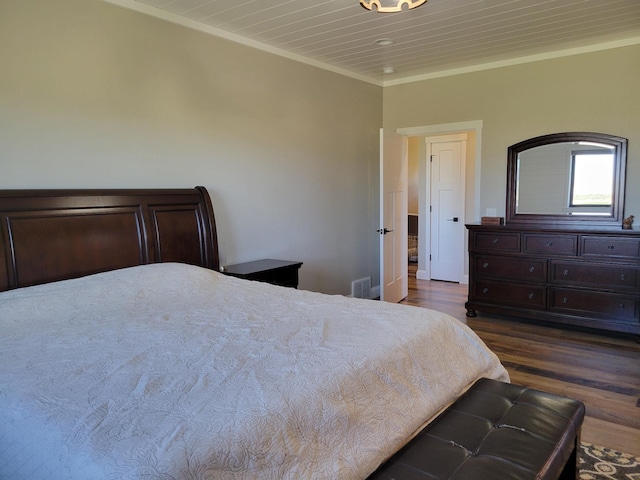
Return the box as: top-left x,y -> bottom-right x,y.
397,120 -> 483,285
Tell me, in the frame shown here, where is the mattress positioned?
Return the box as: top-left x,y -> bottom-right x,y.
0,263 -> 508,479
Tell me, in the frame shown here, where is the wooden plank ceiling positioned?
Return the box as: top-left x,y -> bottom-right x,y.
106,0 -> 640,84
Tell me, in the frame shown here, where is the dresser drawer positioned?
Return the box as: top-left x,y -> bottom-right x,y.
523,234 -> 577,256
475,255 -> 546,282
466,224 -> 640,335
472,232 -> 520,252
581,236 -> 640,259
472,279 -> 546,309
550,288 -> 639,322
550,261 -> 639,291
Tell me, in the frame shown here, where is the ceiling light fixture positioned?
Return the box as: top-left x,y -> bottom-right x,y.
360,0 -> 428,13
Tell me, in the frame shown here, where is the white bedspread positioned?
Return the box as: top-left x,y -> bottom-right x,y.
0,263 -> 508,480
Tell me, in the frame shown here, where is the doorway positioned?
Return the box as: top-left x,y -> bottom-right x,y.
398,120 -> 483,286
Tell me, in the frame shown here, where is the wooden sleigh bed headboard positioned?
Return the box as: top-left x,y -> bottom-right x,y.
0,186 -> 219,292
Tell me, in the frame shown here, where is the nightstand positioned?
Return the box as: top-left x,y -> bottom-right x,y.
223,259 -> 303,288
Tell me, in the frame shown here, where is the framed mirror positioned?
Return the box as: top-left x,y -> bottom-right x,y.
506,132 -> 627,228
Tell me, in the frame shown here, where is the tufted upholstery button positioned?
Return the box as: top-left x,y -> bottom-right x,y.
368,378 -> 585,480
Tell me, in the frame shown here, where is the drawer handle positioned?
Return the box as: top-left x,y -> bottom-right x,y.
483,262 -> 489,269
608,245 -> 615,250
545,242 -> 553,247
528,293 -> 534,299
619,304 -> 626,310
492,238 -> 499,244
563,269 -> 569,276
482,287 -> 489,294
620,274 -> 625,280
562,297 -> 568,304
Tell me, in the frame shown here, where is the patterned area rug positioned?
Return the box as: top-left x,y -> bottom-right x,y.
580,443 -> 640,480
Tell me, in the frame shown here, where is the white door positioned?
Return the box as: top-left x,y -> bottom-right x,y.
380,129 -> 408,303
429,138 -> 465,282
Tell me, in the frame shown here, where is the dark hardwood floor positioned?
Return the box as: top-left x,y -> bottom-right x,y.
401,264 -> 640,456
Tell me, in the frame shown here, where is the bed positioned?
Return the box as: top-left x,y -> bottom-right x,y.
0,187 -> 508,480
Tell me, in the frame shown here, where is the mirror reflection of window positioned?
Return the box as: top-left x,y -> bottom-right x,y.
507,132 -> 627,226
570,151 -> 614,207
516,142 -> 616,216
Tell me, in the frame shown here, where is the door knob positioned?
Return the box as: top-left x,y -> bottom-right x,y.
377,228 -> 394,235
446,217 -> 459,222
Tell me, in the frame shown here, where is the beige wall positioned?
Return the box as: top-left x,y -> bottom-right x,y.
3,1 -> 637,295
0,0 -> 383,294
383,45 -> 640,225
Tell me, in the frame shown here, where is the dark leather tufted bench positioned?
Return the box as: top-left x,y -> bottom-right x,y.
368,378 -> 585,480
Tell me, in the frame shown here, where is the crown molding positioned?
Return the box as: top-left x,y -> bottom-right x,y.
382,37 -> 640,87
102,1 -> 639,88
102,0 -> 383,87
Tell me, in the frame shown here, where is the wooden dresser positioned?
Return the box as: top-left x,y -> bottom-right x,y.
465,224 -> 640,335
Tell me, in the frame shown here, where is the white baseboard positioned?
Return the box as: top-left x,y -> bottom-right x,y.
416,270 -> 469,284
416,269 -> 429,280
370,285 -> 380,299
373,273 -> 467,298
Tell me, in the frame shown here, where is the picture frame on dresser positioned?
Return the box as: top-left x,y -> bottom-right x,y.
466,132 -> 639,337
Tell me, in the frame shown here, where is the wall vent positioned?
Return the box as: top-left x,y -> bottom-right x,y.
351,277 -> 371,299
